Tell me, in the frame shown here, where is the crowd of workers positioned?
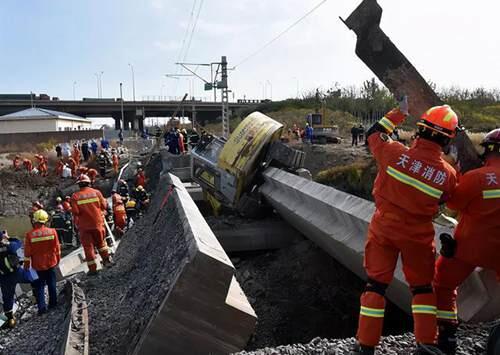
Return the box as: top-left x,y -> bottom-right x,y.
11,138 -> 125,180
350,97 -> 500,355
1,141 -> 149,329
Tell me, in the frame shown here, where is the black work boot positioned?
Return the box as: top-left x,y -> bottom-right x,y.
415,343 -> 445,355
438,322 -> 458,355
350,342 -> 375,355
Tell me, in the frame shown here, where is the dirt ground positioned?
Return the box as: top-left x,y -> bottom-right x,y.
292,141 -> 371,178
233,239 -> 411,350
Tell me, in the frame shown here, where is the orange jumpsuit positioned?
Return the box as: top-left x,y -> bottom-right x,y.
356,110 -> 457,347
68,158 -> 77,177
113,197 -> 127,237
72,146 -> 81,164
87,168 -> 98,185
23,159 -> 33,174
178,133 -> 185,154
24,225 -> 61,271
433,156 -> 500,324
71,186 -> 110,272
39,156 -> 48,177
135,171 -> 146,188
112,154 -> 119,174
13,157 -> 21,171
55,160 -> 65,177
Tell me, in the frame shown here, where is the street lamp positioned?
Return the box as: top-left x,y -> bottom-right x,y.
266,80 -> 273,100
128,63 -> 136,101
94,73 -> 100,98
120,83 -> 124,129
99,71 -> 104,98
73,81 -> 77,100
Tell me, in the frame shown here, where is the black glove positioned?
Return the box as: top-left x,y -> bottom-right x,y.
440,233 -> 457,258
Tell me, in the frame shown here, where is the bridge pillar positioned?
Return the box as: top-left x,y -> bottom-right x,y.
113,115 -> 122,130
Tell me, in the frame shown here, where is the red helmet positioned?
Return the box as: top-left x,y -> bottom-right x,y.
77,174 -> 91,184
418,105 -> 459,138
481,128 -> 500,154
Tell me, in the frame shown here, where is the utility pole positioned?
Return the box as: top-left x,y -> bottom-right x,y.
95,73 -> 100,98
220,56 -> 229,138
73,81 -> 77,100
120,83 -> 124,130
128,63 -> 136,101
175,56 -> 231,138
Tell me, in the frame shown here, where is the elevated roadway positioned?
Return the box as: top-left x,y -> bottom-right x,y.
0,99 -> 257,131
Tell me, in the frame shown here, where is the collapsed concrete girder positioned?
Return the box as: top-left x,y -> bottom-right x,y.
342,0 -> 482,173
260,167 -> 500,322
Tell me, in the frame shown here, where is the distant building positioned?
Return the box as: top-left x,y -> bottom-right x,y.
0,108 -> 92,134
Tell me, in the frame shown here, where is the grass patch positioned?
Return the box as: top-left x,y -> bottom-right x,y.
315,161 -> 376,200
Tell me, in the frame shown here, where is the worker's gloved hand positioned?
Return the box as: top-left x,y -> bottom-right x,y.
398,95 -> 409,116
440,233 -> 457,258
23,260 -> 30,270
384,108 -> 407,127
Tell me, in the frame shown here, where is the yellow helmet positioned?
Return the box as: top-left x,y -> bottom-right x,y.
126,200 -> 137,208
33,209 -> 49,224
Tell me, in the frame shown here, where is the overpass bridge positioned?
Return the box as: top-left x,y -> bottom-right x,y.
0,98 -> 259,131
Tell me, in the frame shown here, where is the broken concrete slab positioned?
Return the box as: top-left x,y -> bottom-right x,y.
260,167 -> 500,323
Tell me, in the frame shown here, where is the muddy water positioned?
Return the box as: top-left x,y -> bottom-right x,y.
0,216 -> 32,239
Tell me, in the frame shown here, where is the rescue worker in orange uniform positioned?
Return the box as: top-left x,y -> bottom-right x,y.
12,156 -> 21,171
112,192 -> 127,237
62,196 -> 72,213
38,155 -> 48,177
71,174 -> 112,273
78,166 -> 89,177
351,99 -> 459,355
112,150 -> 119,174
23,158 -> 33,174
55,159 -> 65,177
135,168 -> 146,188
433,128 -> 500,354
87,168 -> 98,186
24,209 -> 61,314
72,144 -> 81,164
68,157 -> 77,178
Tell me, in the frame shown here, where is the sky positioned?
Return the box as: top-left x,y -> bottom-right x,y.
1,0 -> 500,105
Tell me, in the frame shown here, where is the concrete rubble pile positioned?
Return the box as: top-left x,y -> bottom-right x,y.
236,320 -> 498,355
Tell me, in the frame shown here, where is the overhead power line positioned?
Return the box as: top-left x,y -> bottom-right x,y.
183,0 -> 204,61
177,0 -> 198,64
233,0 -> 328,68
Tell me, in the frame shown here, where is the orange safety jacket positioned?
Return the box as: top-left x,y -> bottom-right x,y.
24,225 -> 61,271
71,187 -> 107,231
447,156 -> 500,269
368,135 -> 457,225
113,204 -> 127,229
136,172 -> 146,187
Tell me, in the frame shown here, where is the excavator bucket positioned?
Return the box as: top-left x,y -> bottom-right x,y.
341,0 -> 482,173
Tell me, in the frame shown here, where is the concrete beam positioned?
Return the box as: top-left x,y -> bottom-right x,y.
260,167 -> 500,323
134,173 -> 256,354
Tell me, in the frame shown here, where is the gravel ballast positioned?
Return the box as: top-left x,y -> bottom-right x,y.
237,321 -> 498,354
0,285 -> 69,355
